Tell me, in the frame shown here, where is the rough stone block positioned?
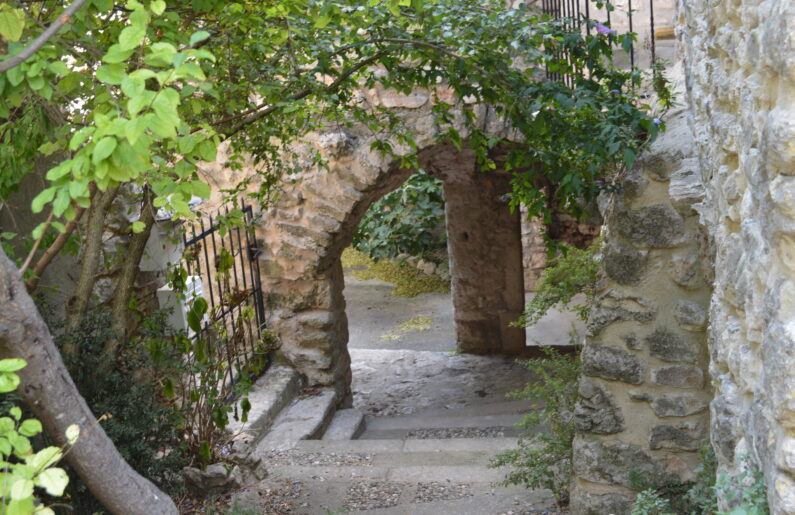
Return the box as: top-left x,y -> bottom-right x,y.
614,204 -> 685,248
603,241 -> 648,285
588,291 -> 657,335
574,379 -> 625,434
674,300 -> 708,331
651,394 -> 709,417
669,253 -> 704,289
623,333 -> 643,350
649,423 -> 701,451
646,328 -> 699,363
569,492 -> 634,515
669,165 -> 706,214
651,365 -> 705,389
582,343 -> 645,384
573,439 -> 668,488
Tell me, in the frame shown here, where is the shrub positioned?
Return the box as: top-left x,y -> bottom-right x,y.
352,170 -> 446,261
490,340 -> 581,504
55,311 -> 186,511
515,240 -> 601,328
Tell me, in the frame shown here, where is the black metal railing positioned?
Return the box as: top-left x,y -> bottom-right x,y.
182,204 -> 270,389
542,0 -> 660,83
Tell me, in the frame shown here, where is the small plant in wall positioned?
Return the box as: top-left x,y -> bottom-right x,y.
0,358 -> 79,514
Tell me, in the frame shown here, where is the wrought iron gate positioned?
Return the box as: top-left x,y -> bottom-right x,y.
181,204 -> 271,386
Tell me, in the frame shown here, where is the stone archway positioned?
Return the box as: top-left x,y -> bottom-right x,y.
256,99 -> 527,401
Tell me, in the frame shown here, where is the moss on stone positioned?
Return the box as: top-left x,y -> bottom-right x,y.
341,248 -> 450,298
398,316 -> 432,332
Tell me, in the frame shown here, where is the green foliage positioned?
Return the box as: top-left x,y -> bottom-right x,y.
714,455 -> 769,515
353,170 -> 446,261
1,0 -> 670,254
156,264 -> 273,465
55,311 -> 186,510
0,359 -> 76,515
516,241 -> 601,328
631,444 -> 768,515
684,441 -> 719,514
632,489 -> 676,515
490,342 -> 580,504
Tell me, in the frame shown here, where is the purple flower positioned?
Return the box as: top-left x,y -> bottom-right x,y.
576,142 -> 585,148
595,22 -> 613,36
653,117 -> 662,125
610,89 -> 620,94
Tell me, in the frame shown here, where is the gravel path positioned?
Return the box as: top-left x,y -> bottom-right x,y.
343,480 -> 406,510
406,426 -> 511,439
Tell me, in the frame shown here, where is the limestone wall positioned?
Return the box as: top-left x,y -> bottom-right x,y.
571,108 -> 713,513
679,0 -> 795,511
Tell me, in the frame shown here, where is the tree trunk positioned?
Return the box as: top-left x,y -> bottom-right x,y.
0,248 -> 178,515
65,186 -> 119,336
105,188 -> 155,359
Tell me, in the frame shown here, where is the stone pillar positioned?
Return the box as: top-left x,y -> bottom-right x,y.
442,168 -> 526,355
571,110 -> 712,513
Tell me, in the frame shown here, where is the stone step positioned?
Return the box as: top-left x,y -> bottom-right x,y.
267,463 -> 510,483
232,477 -> 555,515
252,388 -> 338,453
225,365 -> 302,450
294,437 -> 520,454
322,408 -> 366,440
359,412 -> 525,440
347,490 -> 557,515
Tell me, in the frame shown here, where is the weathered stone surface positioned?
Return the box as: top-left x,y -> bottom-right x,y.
613,204 -> 685,248
582,343 -> 645,384
669,165 -> 705,214
569,492 -> 634,515
183,464 -> 247,496
651,365 -> 705,389
669,253 -> 704,289
649,423 -> 701,451
647,328 -> 699,363
678,0 -> 795,508
573,439 -> 668,488
603,241 -> 648,285
674,300 -> 708,331
588,290 -> 657,335
651,394 -> 709,417
623,333 -> 642,350
574,379 -> 625,434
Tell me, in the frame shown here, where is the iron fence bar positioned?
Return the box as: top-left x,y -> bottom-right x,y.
628,0 -> 635,68
208,212 -> 238,390
649,0 -> 656,63
232,215 -> 254,359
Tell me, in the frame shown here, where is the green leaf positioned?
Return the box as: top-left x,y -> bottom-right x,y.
10,478 -> 33,501
102,44 -> 135,64
124,116 -> 148,144
18,420 -> 41,438
196,139 -> 216,161
9,407 -> 21,421
131,221 -> 146,233
27,447 -> 61,470
65,424 -> 79,445
0,359 -> 26,373
96,64 -> 126,85
189,30 -> 211,47
119,24 -> 146,51
30,187 -> 56,213
0,8 -> 25,42
35,468 -> 69,497
150,0 -> 166,15
92,137 -> 117,164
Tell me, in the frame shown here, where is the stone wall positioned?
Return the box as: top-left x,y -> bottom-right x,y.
679,0 -> 795,511
245,92 -> 529,401
571,108 -> 713,513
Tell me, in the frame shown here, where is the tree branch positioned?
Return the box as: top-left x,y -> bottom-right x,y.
0,0 -> 89,73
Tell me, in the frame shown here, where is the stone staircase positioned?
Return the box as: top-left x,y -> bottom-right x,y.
224,366 -> 559,514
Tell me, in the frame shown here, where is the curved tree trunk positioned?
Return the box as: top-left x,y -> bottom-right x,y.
0,248 -> 178,515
